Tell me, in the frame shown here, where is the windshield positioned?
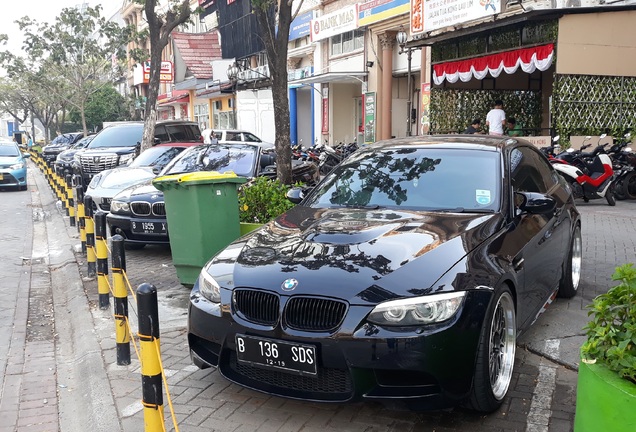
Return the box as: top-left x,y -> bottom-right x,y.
72,136 -> 94,149
130,146 -> 187,169
162,144 -> 258,178
0,143 -> 20,157
304,147 -> 501,212
50,134 -> 73,145
88,124 -> 143,148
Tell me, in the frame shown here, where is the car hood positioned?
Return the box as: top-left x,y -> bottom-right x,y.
209,206 -> 503,304
114,179 -> 160,201
94,167 -> 155,190
83,147 -> 136,155
0,156 -> 21,166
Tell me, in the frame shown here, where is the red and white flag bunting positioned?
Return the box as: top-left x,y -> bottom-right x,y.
433,44 -> 554,85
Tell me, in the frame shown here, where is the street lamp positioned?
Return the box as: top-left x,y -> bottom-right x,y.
227,63 -> 240,129
396,26 -> 414,137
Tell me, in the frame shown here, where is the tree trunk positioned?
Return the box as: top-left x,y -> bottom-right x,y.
271,65 -> 292,184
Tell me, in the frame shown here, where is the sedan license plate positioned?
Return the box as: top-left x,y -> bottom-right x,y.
235,334 -> 317,376
131,221 -> 167,234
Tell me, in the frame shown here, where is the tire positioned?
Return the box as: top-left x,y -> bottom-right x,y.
623,171 -> 636,199
467,286 -> 516,413
614,175 -> 627,200
606,188 -> 616,206
558,225 -> 582,299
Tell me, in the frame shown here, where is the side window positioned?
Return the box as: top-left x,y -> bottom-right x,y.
154,126 -> 169,143
226,132 -> 240,141
243,133 -> 261,143
510,147 -> 552,194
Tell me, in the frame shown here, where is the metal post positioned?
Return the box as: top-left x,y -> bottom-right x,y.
137,283 -> 164,431
76,186 -> 86,255
95,211 -> 110,310
85,196 -> 96,277
111,235 -> 131,365
406,48 -> 413,137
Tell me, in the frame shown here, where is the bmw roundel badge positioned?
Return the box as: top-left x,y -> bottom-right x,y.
281,278 -> 298,291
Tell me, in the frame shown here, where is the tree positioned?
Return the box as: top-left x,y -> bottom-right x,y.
251,0 -> 298,184
69,86 -> 130,131
136,0 -> 192,152
11,6 -> 128,136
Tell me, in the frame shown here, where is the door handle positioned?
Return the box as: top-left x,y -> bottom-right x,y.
512,257 -> 524,272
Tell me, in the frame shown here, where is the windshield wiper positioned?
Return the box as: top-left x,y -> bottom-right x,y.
435,207 -> 496,213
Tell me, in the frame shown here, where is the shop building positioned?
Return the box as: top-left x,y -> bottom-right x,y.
405,1 -> 636,142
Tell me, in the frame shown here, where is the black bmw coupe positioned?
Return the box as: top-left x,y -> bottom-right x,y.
187,136 -> 581,412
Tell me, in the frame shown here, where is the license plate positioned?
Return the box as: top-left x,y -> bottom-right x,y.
131,221 -> 167,234
235,334 -> 317,376
0,173 -> 3,180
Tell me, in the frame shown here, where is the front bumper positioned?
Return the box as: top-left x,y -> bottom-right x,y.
106,212 -> 169,245
0,167 -> 27,187
188,285 -> 492,409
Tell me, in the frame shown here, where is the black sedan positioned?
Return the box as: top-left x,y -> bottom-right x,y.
107,143 -> 319,249
187,136 -> 582,412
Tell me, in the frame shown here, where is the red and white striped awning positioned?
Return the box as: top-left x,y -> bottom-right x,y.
433,44 -> 554,85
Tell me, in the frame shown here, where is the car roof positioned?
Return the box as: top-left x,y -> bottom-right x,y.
369,135 -> 515,152
158,120 -> 199,126
155,142 -> 201,148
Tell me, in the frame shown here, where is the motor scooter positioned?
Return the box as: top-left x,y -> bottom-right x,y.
550,135 -> 616,206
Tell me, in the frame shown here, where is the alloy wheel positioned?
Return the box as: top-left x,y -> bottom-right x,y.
488,292 -> 516,400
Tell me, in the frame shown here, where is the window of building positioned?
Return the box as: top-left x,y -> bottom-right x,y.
330,30 -> 364,57
194,104 -> 209,130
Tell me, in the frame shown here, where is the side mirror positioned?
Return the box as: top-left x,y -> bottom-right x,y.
153,138 -> 161,145
515,192 -> 556,215
286,187 -> 309,204
152,167 -> 161,175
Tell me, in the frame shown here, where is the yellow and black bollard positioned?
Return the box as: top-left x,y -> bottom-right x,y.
65,174 -> 75,227
76,185 -> 86,255
84,195 -> 97,278
137,283 -> 164,431
111,235 -> 131,365
95,211 -> 110,310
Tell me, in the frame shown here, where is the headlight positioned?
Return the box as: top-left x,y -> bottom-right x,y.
10,162 -> 25,170
119,153 -> 135,165
198,270 -> 221,303
367,291 -> 466,326
73,153 -> 82,163
88,174 -> 102,189
110,200 -> 130,213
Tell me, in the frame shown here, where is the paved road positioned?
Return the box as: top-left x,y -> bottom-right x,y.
4,160 -> 636,431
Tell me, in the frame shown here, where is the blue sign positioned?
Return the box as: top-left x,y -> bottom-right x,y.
289,10 -> 313,41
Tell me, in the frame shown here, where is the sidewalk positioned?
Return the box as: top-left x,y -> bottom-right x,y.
37,161 -> 636,431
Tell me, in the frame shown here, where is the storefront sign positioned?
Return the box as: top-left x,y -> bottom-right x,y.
289,10 -> 313,41
143,61 -> 174,83
364,92 -> 376,144
420,83 -> 430,135
411,0 -> 501,36
311,5 -> 358,42
322,97 -> 329,134
359,0 -> 409,27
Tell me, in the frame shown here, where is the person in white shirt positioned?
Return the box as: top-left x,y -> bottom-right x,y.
486,100 -> 506,136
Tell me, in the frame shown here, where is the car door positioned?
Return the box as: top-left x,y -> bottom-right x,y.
507,146 -> 568,327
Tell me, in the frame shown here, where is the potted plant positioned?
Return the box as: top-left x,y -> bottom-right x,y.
238,177 -> 297,235
575,263 -> 636,432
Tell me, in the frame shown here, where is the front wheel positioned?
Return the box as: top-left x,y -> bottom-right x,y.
622,171 -> 636,199
467,287 -> 516,413
558,225 -> 582,298
606,187 -> 616,206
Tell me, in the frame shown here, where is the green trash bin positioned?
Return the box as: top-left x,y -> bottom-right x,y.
152,171 -> 247,286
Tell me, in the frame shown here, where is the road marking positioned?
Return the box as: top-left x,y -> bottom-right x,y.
526,339 -> 559,432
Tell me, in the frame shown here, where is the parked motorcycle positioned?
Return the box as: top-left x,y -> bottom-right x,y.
607,133 -> 636,200
549,135 -> 616,206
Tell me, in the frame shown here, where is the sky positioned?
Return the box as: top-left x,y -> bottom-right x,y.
0,0 -> 120,59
